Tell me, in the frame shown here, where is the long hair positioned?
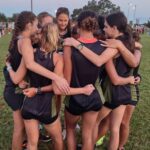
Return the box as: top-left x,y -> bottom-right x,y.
40,23 -> 59,52
8,11 -> 36,52
106,12 -> 135,53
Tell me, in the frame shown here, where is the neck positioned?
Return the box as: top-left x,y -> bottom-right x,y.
59,28 -> 67,35
79,30 -> 94,39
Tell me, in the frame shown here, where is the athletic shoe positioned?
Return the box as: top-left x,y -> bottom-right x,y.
96,136 -> 105,146
39,133 -> 52,143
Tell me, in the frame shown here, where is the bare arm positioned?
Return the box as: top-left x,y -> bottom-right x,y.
6,58 -> 27,84
63,38 -> 118,67
100,39 -> 142,67
134,49 -> 141,65
79,47 -> 118,67
63,46 -> 72,84
23,85 -> 53,98
19,38 -> 69,93
117,43 -> 139,67
20,38 -> 58,81
53,53 -> 94,95
105,59 -> 135,85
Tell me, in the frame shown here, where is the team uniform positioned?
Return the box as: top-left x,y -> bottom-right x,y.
3,38 -> 24,111
103,35 -> 134,109
65,40 -> 105,115
57,29 -> 71,54
21,49 -> 58,124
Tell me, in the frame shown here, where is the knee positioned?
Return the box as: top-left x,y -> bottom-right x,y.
28,137 -> 38,147
121,120 -> 129,129
53,135 -> 63,145
110,126 -> 120,135
66,122 -> 76,130
13,124 -> 24,134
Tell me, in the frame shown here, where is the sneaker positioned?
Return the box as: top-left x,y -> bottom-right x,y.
75,124 -> 81,131
96,136 -> 105,146
39,133 -> 52,143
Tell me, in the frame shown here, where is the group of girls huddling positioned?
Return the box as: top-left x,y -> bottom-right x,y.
3,6 -> 142,150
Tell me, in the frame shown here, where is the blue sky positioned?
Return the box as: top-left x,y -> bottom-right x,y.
0,0 -> 149,23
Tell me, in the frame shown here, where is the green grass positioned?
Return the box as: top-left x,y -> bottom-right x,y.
0,34 -> 150,150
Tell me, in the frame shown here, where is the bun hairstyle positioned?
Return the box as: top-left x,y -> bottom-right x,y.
77,10 -> 99,32
9,11 -> 36,52
106,12 -> 135,53
40,23 -> 59,52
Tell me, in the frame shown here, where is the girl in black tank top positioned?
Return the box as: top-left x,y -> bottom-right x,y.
63,11 -> 109,150
3,11 -> 36,150
63,12 -> 138,150
7,22 -> 95,150
56,7 -> 71,54
3,38 -> 25,110
98,12 -> 136,150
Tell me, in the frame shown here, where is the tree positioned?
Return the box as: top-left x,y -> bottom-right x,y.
8,13 -> 19,22
0,12 -> 7,22
71,0 -> 120,20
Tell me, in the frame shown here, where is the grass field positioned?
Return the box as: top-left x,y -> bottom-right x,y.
0,34 -> 150,150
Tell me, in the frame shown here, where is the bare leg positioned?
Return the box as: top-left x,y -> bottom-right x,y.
24,119 -> 39,150
65,110 -> 80,150
12,110 -> 25,150
119,105 -> 135,150
108,105 -> 126,150
82,111 -> 98,150
93,106 -> 111,144
44,117 -> 63,150
97,114 -> 110,140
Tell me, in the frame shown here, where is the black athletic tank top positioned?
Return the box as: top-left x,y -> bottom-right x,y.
71,41 -> 105,87
105,35 -> 133,104
27,48 -> 55,87
3,39 -> 22,87
57,29 -> 71,54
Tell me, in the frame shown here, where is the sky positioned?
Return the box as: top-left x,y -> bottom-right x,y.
0,0 -> 149,23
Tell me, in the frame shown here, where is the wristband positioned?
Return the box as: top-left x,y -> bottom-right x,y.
36,87 -> 42,94
7,64 -> 12,72
76,43 -> 84,51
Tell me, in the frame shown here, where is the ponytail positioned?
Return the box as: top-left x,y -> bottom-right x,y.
123,25 -> 135,53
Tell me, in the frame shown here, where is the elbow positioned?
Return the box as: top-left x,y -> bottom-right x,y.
13,80 -> 19,85
26,63 -> 32,70
112,79 -> 120,86
130,60 -> 139,68
11,78 -> 20,85
25,61 -> 34,70
96,61 -> 102,67
132,61 -> 138,68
